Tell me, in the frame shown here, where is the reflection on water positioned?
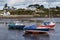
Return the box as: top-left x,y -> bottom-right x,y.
23,34 -> 50,40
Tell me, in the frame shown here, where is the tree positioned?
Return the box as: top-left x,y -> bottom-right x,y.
12,6 -> 16,10
28,5 -> 34,7
28,4 -> 40,8
40,5 -> 44,8
28,4 -> 44,9
4,3 -> 8,8
33,4 -> 40,8
56,6 -> 60,9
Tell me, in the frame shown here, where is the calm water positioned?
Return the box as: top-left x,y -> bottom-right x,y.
0,18 -> 60,40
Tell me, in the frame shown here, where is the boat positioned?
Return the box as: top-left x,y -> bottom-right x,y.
46,8 -> 56,29
24,24 -> 49,32
42,22 -> 55,29
8,21 -> 25,29
23,22 -> 55,33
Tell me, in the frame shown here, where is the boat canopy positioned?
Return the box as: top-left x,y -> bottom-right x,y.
43,22 -> 50,26
24,25 -> 36,30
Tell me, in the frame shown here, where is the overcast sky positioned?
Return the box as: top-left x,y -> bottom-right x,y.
0,0 -> 60,10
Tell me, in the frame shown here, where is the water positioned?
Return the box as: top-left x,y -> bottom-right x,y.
0,18 -> 60,40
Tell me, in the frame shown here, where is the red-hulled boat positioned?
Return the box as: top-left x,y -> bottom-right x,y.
38,22 -> 55,29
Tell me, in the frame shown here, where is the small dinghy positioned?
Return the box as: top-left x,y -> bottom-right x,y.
8,21 -> 25,29
43,22 -> 55,29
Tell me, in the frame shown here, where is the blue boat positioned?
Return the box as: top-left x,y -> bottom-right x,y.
24,25 -> 49,31
8,22 -> 25,29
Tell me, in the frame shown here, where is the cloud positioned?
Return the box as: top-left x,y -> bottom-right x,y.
27,0 -> 47,2
0,0 -> 6,6
49,2 -> 60,7
0,6 -> 3,10
7,0 -> 25,6
48,0 -> 60,2
6,0 -> 48,6
0,0 -> 60,10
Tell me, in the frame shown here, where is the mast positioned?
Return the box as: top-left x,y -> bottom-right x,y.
48,2 -> 51,22
49,2 -> 55,22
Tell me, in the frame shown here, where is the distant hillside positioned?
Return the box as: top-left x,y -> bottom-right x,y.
0,4 -> 60,17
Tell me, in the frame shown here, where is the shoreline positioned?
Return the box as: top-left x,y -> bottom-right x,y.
0,15 -> 59,19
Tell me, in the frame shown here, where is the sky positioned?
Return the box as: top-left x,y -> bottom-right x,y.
0,0 -> 60,10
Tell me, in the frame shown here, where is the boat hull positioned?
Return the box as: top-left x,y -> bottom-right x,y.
40,25 -> 55,29
24,28 -> 49,31
8,24 -> 25,29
